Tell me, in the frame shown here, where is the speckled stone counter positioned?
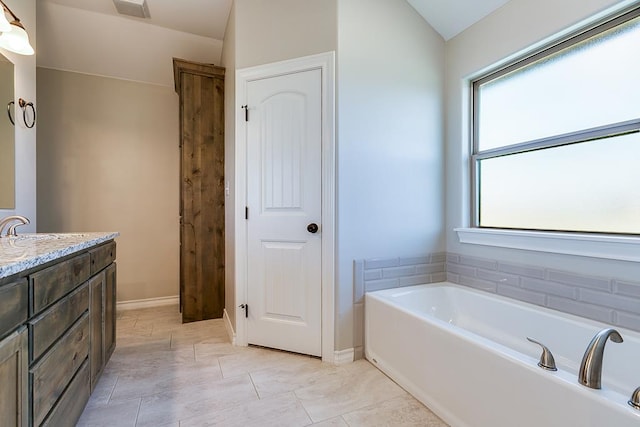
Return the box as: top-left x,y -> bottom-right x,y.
0,232 -> 119,279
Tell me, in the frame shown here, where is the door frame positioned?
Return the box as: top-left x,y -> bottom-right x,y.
235,52 -> 336,362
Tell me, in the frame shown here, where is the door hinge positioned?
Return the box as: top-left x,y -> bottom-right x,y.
239,304 -> 248,318
241,105 -> 249,122
245,206 -> 249,220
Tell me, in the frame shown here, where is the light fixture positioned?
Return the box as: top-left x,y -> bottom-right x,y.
0,0 -> 34,56
0,6 -> 10,33
113,0 -> 151,19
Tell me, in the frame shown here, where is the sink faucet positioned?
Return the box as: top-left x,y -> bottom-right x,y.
0,215 -> 30,237
578,328 -> 623,389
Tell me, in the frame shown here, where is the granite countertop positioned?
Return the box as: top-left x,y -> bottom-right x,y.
0,232 -> 119,279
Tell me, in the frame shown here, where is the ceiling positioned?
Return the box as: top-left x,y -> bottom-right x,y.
41,0 -> 233,40
40,0 -> 511,42
407,0 -> 512,40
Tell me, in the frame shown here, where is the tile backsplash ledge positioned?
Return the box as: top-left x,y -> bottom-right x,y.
353,251 -> 640,359
446,252 -> 640,332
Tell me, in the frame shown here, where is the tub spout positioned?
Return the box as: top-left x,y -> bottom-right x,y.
629,387 -> 640,410
578,328 -> 623,389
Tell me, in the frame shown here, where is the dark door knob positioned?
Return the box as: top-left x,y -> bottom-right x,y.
307,223 -> 319,233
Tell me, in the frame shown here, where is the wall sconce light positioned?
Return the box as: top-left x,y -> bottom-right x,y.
0,1 -> 34,56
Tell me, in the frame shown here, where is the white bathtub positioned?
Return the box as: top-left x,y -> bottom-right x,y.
365,282 -> 640,427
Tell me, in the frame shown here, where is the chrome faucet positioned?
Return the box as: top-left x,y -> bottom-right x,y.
0,215 -> 30,237
578,328 -> 623,389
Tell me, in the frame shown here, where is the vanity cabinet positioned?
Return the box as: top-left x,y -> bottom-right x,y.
0,237 -> 116,427
0,327 -> 28,427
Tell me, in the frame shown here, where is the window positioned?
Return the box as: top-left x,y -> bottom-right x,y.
472,7 -> 640,235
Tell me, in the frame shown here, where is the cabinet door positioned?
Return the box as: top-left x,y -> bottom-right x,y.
174,59 -> 226,323
89,272 -> 105,391
0,327 -> 28,427
104,263 -> 116,362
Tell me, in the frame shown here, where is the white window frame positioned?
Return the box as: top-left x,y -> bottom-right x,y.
457,5 -> 640,262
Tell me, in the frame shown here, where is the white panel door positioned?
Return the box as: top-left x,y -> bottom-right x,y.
246,69 -> 322,356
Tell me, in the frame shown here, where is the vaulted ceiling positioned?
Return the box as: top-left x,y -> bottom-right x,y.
40,0 -> 511,41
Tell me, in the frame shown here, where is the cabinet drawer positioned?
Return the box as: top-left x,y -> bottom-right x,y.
31,253 -> 91,315
0,279 -> 28,340
29,282 -> 89,363
31,313 -> 90,426
41,359 -> 90,427
89,241 -> 116,275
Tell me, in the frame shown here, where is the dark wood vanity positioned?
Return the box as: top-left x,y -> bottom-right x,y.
0,234 -> 117,426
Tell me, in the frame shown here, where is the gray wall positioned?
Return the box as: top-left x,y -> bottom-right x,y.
234,0 -> 337,69
336,0 -> 445,351
35,2 -> 222,303
225,0 -> 338,335
37,69 -> 180,302
223,0 -> 445,354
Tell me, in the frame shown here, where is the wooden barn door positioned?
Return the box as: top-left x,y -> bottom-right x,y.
173,59 -> 225,323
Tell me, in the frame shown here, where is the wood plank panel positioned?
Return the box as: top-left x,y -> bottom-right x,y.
174,59 -> 225,323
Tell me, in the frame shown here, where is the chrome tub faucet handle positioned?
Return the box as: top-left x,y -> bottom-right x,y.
527,337 -> 557,371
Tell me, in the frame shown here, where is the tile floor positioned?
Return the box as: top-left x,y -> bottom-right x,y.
77,305 -> 448,427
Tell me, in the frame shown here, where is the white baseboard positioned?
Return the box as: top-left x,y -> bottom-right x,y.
117,295 -> 179,311
333,348 -> 355,365
223,309 -> 236,345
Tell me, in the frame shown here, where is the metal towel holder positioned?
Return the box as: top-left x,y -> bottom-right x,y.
7,97 -> 36,128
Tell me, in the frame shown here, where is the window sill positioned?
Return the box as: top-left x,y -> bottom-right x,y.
454,228 -> 640,262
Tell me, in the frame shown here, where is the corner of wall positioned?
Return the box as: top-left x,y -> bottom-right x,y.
222,1 -> 237,330
1,0 -> 36,231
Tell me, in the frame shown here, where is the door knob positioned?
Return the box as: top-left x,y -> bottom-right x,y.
307,223 -> 319,233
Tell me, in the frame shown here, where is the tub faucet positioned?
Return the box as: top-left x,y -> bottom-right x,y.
0,215 -> 30,237
578,328 -> 623,389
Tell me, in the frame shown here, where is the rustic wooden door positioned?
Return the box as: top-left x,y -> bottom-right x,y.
245,68 -> 323,356
173,59 -> 225,323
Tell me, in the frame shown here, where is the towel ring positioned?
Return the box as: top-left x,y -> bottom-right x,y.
18,98 -> 35,128
7,100 -> 14,125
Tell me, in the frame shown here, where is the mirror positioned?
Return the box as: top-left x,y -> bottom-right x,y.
0,53 -> 13,209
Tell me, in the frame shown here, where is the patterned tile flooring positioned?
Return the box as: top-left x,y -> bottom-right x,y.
77,305 -> 448,426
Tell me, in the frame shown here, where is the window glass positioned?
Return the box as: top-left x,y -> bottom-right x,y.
478,133 -> 640,233
477,15 -> 640,151
473,8 -> 640,235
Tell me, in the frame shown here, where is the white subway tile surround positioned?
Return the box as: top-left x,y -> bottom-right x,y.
353,252 -> 640,360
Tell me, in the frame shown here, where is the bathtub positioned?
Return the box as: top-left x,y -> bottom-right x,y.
365,282 -> 640,427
